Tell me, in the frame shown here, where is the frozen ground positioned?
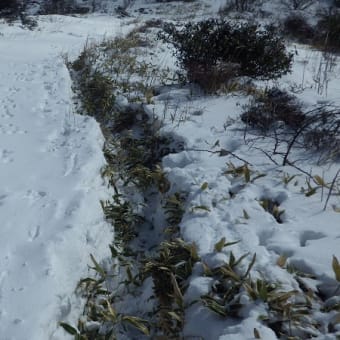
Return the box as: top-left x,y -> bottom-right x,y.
0,14 -> 130,340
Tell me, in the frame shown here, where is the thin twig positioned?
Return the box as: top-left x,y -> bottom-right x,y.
323,169 -> 340,211
185,148 -> 252,165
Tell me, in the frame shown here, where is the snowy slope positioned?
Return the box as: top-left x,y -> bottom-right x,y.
0,1 -> 340,339
0,15 -> 128,340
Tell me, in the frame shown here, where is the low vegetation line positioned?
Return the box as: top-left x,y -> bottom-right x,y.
60,20 -> 340,340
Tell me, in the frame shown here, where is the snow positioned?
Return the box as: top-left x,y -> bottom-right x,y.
0,14 -> 128,340
0,1 -> 340,339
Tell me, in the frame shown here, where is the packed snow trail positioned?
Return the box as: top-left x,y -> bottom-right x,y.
0,15 -> 126,340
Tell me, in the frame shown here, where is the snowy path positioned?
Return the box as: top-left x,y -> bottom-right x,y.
0,15 -> 125,340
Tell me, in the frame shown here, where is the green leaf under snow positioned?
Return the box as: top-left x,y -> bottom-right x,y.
168,311 -> 182,323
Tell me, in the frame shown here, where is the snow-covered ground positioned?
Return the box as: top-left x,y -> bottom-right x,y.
0,1 -> 340,339
0,15 -> 130,340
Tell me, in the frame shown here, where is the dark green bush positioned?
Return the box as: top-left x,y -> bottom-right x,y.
160,20 -> 293,91
242,88 -> 340,161
241,88 -> 304,131
0,0 -> 19,18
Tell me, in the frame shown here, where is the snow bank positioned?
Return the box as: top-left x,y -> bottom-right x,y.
0,14 -> 127,340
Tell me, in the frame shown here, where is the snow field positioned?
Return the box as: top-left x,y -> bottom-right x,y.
0,14 -> 130,340
0,0 -> 339,338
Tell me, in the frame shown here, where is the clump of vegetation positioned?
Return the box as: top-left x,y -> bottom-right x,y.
315,11 -> 340,52
283,13 -> 315,43
0,0 -> 19,18
143,239 -> 199,336
241,88 -> 304,132
220,0 -> 259,12
0,0 -> 37,29
40,0 -> 90,15
281,0 -> 315,10
159,20 -> 293,92
259,198 -> 285,223
242,87 -> 340,164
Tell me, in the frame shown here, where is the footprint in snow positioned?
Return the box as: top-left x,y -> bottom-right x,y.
0,149 -> 14,164
28,225 -> 41,241
0,123 -> 27,135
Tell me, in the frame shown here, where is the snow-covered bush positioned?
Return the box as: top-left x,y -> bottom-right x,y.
160,20 -> 293,92
241,88 -> 304,131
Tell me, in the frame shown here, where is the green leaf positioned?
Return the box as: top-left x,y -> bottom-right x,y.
214,237 -> 226,252
192,205 -> 211,212
202,262 -> 213,276
168,311 -> 182,323
201,296 -> 227,317
219,148 -> 230,157
90,254 -> 106,277
59,322 -> 78,336
244,253 -> 256,278
332,255 -> 340,282
251,173 -> 266,183
200,182 -> 209,191
305,187 -> 317,197
122,316 -> 150,335
214,238 -> 239,252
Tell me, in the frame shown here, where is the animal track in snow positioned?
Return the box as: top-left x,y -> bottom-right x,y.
64,153 -> 78,177
0,123 -> 27,135
0,194 -> 7,206
0,149 -> 14,163
25,190 -> 47,206
28,225 -> 41,241
0,106 -> 15,119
